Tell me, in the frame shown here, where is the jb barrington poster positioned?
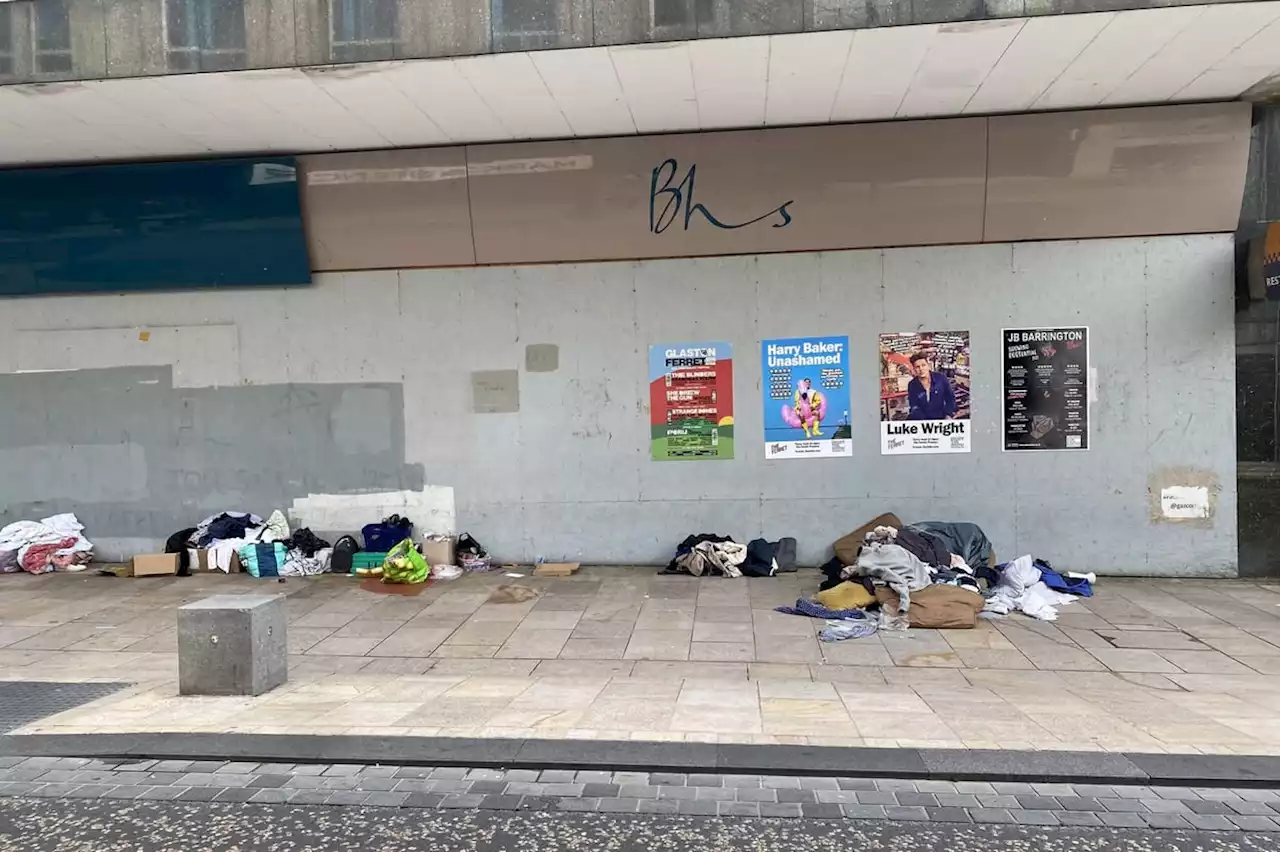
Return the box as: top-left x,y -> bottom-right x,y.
1003,327 -> 1089,451
879,330 -> 972,454
648,342 -> 734,460
762,335 -> 852,460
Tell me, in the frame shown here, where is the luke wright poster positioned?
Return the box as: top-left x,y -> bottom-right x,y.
879,330 -> 971,454
762,335 -> 852,460
648,342 -> 734,460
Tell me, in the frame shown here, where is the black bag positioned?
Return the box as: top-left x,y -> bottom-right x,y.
457,533 -> 487,558
165,527 -> 198,577
330,535 -> 361,575
774,537 -> 798,572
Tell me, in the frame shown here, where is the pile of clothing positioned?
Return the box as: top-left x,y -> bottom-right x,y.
983,555 -> 1091,621
815,518 -> 991,632
0,514 -> 94,575
664,534 -> 797,578
796,513 -> 1095,634
172,510 -> 333,577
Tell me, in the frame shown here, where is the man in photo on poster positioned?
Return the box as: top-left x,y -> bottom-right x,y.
906,352 -> 957,422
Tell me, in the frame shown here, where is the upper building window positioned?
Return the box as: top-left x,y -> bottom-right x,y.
330,0 -> 397,62
652,0 -> 714,28
165,0 -> 247,71
35,0 -> 73,73
0,4 -> 14,77
493,0 -> 555,39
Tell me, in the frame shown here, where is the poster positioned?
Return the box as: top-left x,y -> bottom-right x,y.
1003,327 -> 1089,451
648,341 -> 734,461
879,331 -> 972,454
762,335 -> 852,459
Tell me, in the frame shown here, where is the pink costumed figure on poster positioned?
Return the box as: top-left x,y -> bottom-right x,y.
781,378 -> 827,438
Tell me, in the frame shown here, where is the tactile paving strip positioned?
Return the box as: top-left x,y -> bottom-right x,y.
0,682 -> 131,733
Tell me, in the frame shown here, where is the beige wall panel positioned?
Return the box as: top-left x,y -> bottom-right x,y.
985,102 -> 1253,243
300,148 -> 475,271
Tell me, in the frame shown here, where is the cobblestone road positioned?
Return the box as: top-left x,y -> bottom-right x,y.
2,757 -> 1279,832
1,798 -> 1278,852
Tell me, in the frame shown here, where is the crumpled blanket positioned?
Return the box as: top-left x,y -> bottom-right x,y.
0,514 -> 94,574
775,598 -> 867,621
821,620 -> 879,642
845,541 -> 934,614
863,525 -> 898,546
22,538 -> 78,574
281,547 -> 333,577
192,512 -> 263,548
984,554 -> 1076,621
673,540 -> 747,577
260,510 -> 291,543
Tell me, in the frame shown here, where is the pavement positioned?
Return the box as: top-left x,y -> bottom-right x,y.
2,567 -> 1280,757
2,797 -> 1278,851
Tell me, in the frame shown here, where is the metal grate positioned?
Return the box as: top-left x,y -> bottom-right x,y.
0,682 -> 131,734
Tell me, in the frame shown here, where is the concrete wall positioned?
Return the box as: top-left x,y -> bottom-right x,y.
0,0 -> 1265,84
0,234 -> 1237,575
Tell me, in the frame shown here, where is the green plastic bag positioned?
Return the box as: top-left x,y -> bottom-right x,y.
382,538 -> 429,584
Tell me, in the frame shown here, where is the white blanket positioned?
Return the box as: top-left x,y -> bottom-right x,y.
984,554 -> 1075,621
0,514 -> 94,565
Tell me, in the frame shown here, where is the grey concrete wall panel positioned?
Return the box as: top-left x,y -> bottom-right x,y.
245,0 -> 299,68
0,235 -> 1236,574
490,0 -> 592,52
299,148 -> 476,271
985,102 -> 1254,242
699,0 -> 804,38
0,366 -> 425,557
103,0 -> 165,77
69,0 -> 111,79
419,0 -> 492,56
388,234 -> 1233,575
465,119 -> 989,265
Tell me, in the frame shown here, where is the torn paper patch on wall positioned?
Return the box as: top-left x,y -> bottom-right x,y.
1161,486 -> 1211,520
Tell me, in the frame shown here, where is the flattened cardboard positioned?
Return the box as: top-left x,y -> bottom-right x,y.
132,553 -> 179,577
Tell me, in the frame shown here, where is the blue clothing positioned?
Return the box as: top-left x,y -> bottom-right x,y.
775,599 -> 869,621
1037,561 -> 1093,597
907,371 -> 956,421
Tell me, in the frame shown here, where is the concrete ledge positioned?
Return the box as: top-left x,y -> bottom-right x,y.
3,732 -> 1280,788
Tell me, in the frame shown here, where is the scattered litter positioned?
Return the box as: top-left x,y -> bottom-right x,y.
487,584 -> 539,604
504,572 -> 525,578
430,564 -> 462,581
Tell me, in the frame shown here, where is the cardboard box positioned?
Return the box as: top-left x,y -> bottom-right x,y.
421,536 -> 456,567
132,553 -> 179,577
533,561 -> 580,578
190,549 -> 242,573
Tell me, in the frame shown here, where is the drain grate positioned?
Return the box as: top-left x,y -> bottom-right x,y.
0,682 -> 131,733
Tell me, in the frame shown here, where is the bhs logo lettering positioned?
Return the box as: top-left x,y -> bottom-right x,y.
650,159 -> 793,234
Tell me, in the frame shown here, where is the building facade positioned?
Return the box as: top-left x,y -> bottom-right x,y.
1,0 -> 1278,575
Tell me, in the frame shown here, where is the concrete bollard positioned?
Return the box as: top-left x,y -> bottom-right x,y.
177,594 -> 288,696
